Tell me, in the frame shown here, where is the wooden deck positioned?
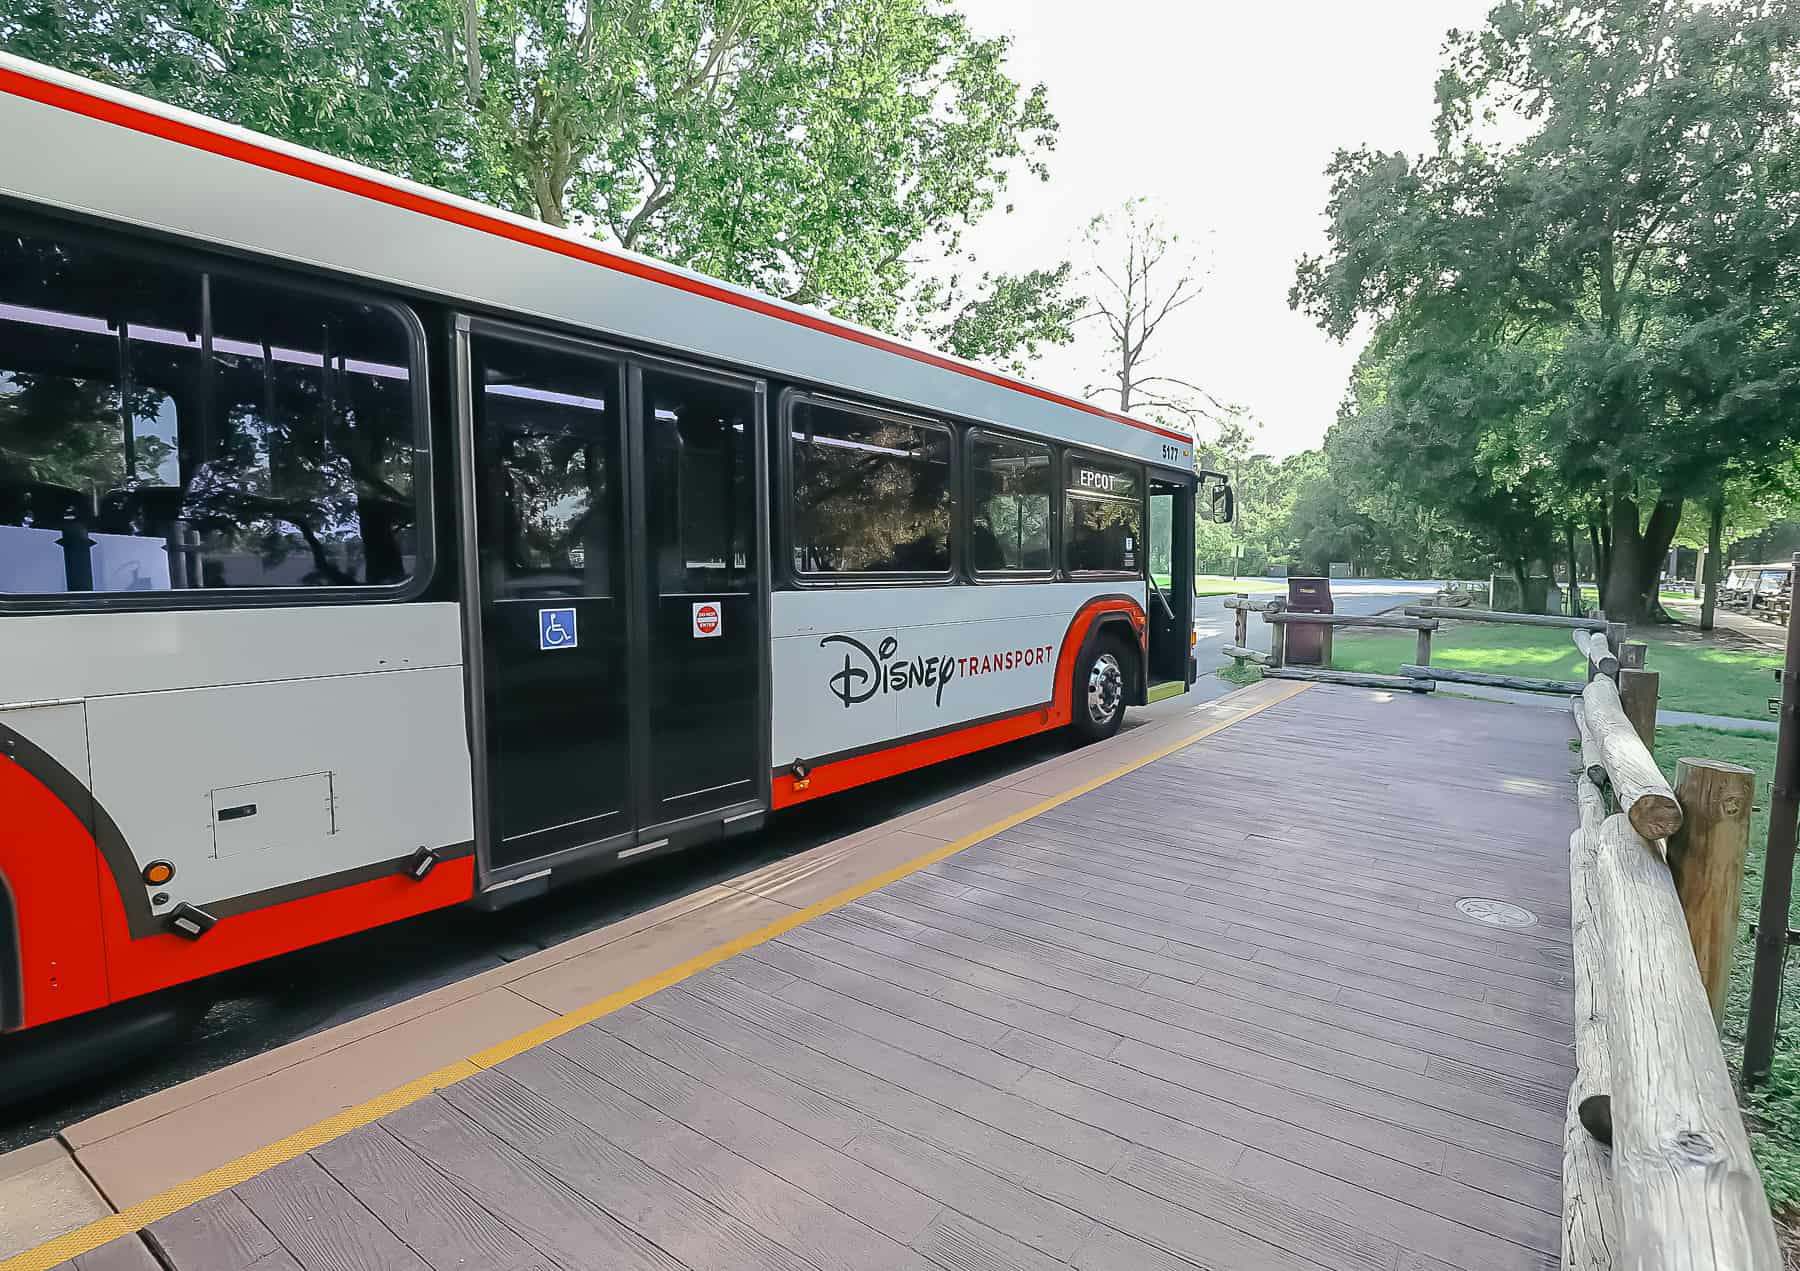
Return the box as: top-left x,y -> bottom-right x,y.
91,685 -> 1576,1271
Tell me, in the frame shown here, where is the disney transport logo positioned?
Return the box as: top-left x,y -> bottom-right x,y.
822,633 -> 1056,708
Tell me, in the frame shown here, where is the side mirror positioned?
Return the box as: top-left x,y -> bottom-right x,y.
1197,472 -> 1234,524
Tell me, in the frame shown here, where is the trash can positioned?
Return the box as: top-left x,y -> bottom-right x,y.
1285,576 -> 1334,665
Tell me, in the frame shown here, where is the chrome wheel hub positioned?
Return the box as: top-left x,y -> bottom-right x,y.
1086,653 -> 1123,726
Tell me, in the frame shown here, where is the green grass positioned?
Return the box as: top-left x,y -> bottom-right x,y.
1151,574 -> 1285,597
1646,726 -> 1800,1212
1579,585 -> 1696,604
1218,660 -> 1261,687
1328,622 -> 1781,720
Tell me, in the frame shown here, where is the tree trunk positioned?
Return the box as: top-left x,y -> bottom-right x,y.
1589,521 -> 1609,612
1510,560 -> 1550,614
1605,498 -> 1644,622
1640,496 -> 1683,620
1701,493 -> 1723,632
1566,522 -> 1584,617
462,0 -> 482,104
1602,487 -> 1682,624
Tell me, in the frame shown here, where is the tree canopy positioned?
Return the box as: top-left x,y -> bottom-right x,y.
1291,0 -> 1800,620
3,0 -> 1078,355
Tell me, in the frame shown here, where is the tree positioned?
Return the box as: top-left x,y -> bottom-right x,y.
914,263 -> 1084,376
1292,0 -> 1800,622
1,0 -> 471,189
1080,199 -> 1218,427
2,0 -> 1058,335
1308,346 -> 1552,587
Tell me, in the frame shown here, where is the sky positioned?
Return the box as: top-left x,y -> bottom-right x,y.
955,0 -> 1499,458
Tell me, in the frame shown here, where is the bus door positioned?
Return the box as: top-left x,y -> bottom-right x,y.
1146,476 -> 1195,694
629,361 -> 766,833
458,319 -> 768,883
462,323 -> 635,872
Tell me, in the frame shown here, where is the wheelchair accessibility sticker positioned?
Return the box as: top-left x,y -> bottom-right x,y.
539,607 -> 578,651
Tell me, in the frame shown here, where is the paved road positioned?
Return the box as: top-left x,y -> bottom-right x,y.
1192,577 -> 1441,671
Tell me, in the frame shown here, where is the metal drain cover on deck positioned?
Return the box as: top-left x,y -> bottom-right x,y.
1456,897 -> 1538,928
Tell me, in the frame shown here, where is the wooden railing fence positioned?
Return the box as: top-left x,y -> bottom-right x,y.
1566,661 -> 1774,1268
1223,600 -> 1663,734
1222,593 -> 1782,1266
1222,595 -> 1441,692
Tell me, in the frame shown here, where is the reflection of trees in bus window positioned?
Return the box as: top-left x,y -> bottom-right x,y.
0,219 -> 424,595
1064,456 -> 1143,574
969,432 -> 1051,573
474,344 -> 617,601
790,400 -> 952,575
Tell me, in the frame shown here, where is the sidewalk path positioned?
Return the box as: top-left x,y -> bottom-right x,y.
1660,599 -> 1787,652
1441,683 -> 1777,733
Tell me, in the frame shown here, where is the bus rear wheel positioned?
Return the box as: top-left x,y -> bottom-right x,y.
1071,636 -> 1130,743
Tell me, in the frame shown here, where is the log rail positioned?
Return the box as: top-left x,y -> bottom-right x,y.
1564,687 -> 1777,1269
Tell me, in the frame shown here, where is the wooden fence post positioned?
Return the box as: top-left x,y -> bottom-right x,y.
1415,626 -> 1432,668
1669,759 -> 1756,1028
1619,668 -> 1660,757
1269,619 -> 1286,670
1606,621 -> 1626,656
1746,552 -> 1800,1085
1234,596 -> 1248,649
1620,641 -> 1646,671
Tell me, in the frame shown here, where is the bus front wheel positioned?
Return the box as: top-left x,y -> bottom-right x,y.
1071,636 -> 1131,743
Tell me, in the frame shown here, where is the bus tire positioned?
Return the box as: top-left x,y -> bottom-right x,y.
0,988 -> 207,1110
1071,634 -> 1131,744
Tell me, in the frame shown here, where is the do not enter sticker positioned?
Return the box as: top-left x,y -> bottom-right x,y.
692,601 -> 722,638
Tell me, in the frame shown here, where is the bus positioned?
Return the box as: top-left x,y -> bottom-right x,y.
0,53 -> 1229,1040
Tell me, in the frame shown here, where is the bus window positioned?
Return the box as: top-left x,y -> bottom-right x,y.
968,431 -> 1052,574
644,368 -> 754,591
789,397 -> 952,576
0,220 -> 425,597
475,337 -> 619,598
1064,455 -> 1143,574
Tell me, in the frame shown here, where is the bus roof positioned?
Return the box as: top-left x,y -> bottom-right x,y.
0,53 -> 1195,473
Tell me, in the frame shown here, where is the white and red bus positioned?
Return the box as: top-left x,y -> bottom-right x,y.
0,53 -> 1229,1038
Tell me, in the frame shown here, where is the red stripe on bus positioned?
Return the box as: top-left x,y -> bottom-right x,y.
771,707 -> 1059,809
772,596 -> 1145,809
97,858 -> 476,1009
0,66 -> 1190,447
0,760 -> 110,1029
0,756 -> 475,1030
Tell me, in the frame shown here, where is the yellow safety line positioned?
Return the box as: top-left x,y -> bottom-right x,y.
2,680 -> 1307,1271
